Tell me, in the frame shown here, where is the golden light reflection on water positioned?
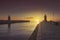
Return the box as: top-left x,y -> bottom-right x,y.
29,18 -> 41,29
27,19 -> 40,32
30,17 -> 42,24
27,17 -> 44,32
33,19 -> 40,24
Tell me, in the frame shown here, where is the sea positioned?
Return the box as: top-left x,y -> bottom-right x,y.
0,21 -> 38,40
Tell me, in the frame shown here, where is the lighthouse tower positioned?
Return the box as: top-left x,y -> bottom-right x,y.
44,14 -> 47,22
8,15 -> 11,23
8,16 -> 10,21
8,15 -> 11,28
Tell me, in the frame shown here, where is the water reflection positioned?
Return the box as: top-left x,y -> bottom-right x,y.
0,22 -> 38,40
7,23 -> 11,36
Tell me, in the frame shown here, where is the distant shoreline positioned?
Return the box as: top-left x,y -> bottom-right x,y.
0,20 -> 30,25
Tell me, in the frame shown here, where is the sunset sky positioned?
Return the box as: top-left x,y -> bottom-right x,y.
0,0 -> 60,21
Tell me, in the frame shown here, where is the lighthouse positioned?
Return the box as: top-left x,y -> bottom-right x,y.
8,16 -> 11,23
44,14 -> 47,22
8,15 -> 11,28
8,16 -> 10,21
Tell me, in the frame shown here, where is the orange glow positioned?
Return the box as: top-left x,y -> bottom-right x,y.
34,19 -> 40,24
0,11 -> 60,22
30,17 -> 43,24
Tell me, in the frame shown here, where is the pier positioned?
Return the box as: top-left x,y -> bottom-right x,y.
28,15 -> 60,40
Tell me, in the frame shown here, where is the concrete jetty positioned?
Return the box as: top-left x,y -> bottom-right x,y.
28,14 -> 60,40
28,21 -> 60,40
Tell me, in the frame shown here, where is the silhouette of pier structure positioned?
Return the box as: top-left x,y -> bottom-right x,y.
7,16 -> 11,36
8,15 -> 11,29
28,14 -> 60,40
0,15 -> 30,36
44,14 -> 47,22
0,16 -> 30,25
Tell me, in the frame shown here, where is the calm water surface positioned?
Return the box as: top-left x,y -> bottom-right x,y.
0,22 -> 38,40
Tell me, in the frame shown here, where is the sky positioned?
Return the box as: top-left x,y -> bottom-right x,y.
0,0 -> 60,21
